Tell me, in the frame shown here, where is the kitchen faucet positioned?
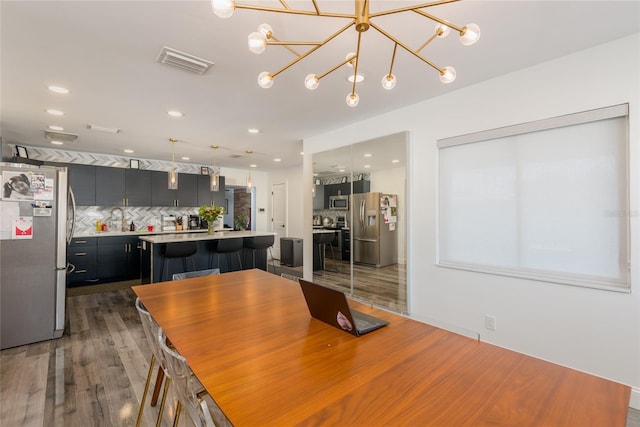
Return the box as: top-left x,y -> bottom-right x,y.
110,207 -> 126,232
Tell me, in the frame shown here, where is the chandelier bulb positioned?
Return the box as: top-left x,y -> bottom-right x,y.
460,23 -> 481,46
439,66 -> 456,84
211,0 -> 235,18
257,23 -> 273,39
345,52 -> 357,68
304,74 -> 320,90
346,92 -> 359,108
381,74 -> 397,90
248,32 -> 267,54
257,71 -> 274,88
435,23 -> 451,38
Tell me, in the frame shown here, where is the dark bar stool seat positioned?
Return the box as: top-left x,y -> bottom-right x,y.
243,235 -> 275,272
214,238 -> 243,272
161,241 -> 197,281
313,232 -> 337,272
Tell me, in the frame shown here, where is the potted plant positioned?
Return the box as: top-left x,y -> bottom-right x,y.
234,212 -> 248,231
199,203 -> 224,234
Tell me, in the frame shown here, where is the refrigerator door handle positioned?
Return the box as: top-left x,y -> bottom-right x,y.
354,237 -> 377,242
360,200 -> 365,232
67,187 -> 76,245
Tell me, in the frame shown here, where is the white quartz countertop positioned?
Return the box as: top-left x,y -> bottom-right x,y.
73,228 -> 213,238
139,230 -> 276,244
313,229 -> 338,234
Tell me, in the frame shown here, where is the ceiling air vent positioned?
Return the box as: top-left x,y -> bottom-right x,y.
156,46 -> 214,75
44,130 -> 78,143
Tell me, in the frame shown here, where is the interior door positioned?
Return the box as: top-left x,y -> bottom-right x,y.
271,182 -> 287,259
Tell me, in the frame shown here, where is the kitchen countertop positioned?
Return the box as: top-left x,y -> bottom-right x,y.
139,230 -> 276,244
73,228 -> 232,238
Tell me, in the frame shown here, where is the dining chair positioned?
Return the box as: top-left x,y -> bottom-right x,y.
134,298 -> 172,427
157,329 -> 219,427
172,268 -> 220,280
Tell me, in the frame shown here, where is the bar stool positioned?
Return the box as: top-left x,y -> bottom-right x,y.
214,238 -> 243,272
243,235 -> 275,272
313,232 -> 338,272
161,242 -> 197,281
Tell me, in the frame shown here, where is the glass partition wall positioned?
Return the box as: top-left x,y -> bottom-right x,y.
312,132 -> 408,313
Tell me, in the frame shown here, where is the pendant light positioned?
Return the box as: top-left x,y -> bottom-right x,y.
168,138 -> 178,190
246,149 -> 253,193
210,145 -> 220,191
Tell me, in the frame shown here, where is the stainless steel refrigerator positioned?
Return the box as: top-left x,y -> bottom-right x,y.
351,192 -> 397,267
1,163 -> 71,349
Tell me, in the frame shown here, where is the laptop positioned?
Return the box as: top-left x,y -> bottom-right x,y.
299,279 -> 389,336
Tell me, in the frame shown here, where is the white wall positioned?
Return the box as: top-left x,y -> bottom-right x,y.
267,165 -> 306,257
303,34 -> 640,405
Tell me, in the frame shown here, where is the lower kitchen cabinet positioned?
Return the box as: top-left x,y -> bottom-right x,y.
97,236 -> 140,282
67,236 -> 140,286
67,237 -> 99,286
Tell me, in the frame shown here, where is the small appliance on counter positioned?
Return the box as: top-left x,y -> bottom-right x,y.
161,215 -> 177,231
313,215 -> 323,226
189,215 -> 201,230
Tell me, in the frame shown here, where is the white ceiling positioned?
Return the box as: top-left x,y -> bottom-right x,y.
1,1 -> 639,171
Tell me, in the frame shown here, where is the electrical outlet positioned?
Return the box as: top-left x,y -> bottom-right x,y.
485,315 -> 497,331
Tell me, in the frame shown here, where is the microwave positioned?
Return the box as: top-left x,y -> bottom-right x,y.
329,195 -> 349,210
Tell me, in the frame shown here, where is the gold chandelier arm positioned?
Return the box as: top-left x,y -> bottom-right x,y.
271,20 -> 355,78
317,54 -> 358,81
269,34 -> 302,57
351,31 -> 363,95
412,9 -> 464,33
278,0 -> 290,10
234,3 -> 353,18
311,0 -> 320,15
416,32 -> 438,54
388,43 -> 398,76
369,0 -> 460,18
369,21 -> 444,74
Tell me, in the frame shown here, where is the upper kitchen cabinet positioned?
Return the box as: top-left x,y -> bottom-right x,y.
197,175 -> 226,207
124,169 -> 152,206
68,164 -> 96,206
151,170 -> 177,207
352,180 -> 370,194
178,173 -> 198,207
150,170 -> 199,207
96,166 -> 125,206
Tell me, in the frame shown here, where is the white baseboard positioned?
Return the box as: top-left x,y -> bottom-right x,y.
630,387 -> 640,410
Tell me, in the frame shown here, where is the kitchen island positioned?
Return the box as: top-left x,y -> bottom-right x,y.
139,230 -> 276,283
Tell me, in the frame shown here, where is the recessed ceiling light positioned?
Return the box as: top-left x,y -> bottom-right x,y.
300,151 -> 304,155
46,109 -> 64,116
364,153 -> 372,157
167,110 -> 183,117
364,164 -> 371,168
248,128 -> 260,134
274,158 -> 281,162
339,169 -> 345,172
392,159 -> 400,163
50,140 -> 64,145
346,73 -> 366,83
48,85 -> 69,94
250,164 -> 257,168
48,125 -> 64,131
87,124 -> 120,133
181,156 -> 190,160
124,149 -> 134,154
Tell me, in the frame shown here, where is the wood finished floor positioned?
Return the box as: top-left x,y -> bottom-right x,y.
1,281 -> 638,426
0,287 -> 220,427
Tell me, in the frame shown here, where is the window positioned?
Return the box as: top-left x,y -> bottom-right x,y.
438,104 -> 629,291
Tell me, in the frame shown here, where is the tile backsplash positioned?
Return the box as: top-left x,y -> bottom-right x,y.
74,206 -> 205,234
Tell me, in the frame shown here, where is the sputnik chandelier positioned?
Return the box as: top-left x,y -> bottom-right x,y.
211,0 -> 480,107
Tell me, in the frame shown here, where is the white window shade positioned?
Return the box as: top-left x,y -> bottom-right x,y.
438,105 -> 629,291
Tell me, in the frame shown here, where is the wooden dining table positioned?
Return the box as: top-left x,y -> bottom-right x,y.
132,269 -> 630,426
